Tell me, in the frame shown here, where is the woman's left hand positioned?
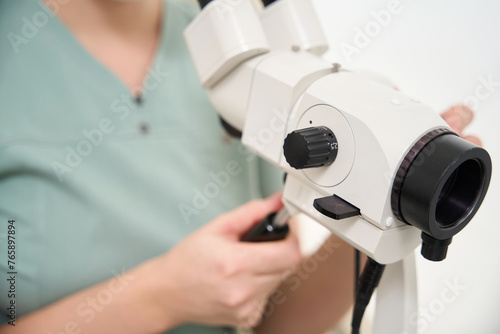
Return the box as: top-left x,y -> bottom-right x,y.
441,104 -> 482,146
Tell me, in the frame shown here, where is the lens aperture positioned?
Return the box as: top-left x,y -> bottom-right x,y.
435,159 -> 483,228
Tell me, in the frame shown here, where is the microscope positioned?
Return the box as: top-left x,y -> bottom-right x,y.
184,0 -> 492,332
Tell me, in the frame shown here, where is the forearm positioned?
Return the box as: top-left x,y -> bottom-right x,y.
255,234 -> 358,334
0,259 -> 177,334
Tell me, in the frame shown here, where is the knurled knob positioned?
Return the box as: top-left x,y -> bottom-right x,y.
283,126 -> 338,169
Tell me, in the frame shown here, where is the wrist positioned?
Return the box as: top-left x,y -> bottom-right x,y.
122,257 -> 183,333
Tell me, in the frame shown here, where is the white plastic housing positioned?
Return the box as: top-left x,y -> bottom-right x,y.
208,50 -> 332,135
279,71 -> 450,263
183,5 -> 450,263
184,0 -> 270,88
232,51 -> 450,263
241,51 -> 333,162
207,55 -> 263,131
260,0 -> 328,55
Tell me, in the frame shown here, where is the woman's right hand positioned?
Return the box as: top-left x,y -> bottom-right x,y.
0,193 -> 300,334
143,192 -> 302,330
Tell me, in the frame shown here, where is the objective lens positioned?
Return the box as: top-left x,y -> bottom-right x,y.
435,159 -> 483,228
392,129 -> 491,261
437,169 -> 458,205
392,129 -> 491,243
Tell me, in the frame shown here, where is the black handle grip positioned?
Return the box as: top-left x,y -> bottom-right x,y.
241,213 -> 289,242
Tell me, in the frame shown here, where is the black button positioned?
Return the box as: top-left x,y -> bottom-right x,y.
135,94 -> 143,105
139,123 -> 149,134
313,195 -> 360,220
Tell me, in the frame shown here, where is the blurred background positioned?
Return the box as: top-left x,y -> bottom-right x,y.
296,0 -> 500,333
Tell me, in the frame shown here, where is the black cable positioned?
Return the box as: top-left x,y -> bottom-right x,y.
351,258 -> 386,334
354,249 -> 360,299
261,0 -> 278,7
201,0 -> 277,9
197,0 -> 212,9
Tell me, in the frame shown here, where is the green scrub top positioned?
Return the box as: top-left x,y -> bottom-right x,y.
0,0 -> 282,332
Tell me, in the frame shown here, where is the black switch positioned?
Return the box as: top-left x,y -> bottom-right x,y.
313,195 -> 360,220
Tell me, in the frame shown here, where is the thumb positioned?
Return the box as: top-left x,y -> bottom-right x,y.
214,192 -> 284,238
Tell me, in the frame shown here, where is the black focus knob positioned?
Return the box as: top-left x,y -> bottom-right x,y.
283,126 -> 338,169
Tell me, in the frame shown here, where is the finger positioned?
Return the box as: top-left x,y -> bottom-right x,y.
463,135 -> 483,147
441,104 -> 474,134
215,192 -> 284,237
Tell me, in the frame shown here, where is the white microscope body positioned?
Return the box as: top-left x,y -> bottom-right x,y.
184,1 -> 492,332
185,0 -> 445,264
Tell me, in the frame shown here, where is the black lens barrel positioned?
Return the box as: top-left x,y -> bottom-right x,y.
392,128 -> 492,261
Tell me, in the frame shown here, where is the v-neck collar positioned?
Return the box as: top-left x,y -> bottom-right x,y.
39,0 -> 172,99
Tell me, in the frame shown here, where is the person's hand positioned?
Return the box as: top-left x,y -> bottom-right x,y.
144,193 -> 301,329
441,104 -> 482,146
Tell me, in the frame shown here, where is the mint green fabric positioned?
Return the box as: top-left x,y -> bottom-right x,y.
0,0 -> 282,332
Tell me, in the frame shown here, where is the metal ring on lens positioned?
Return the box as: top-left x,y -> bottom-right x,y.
391,128 -> 456,223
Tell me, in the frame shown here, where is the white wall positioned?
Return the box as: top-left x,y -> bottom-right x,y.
309,0 -> 500,333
